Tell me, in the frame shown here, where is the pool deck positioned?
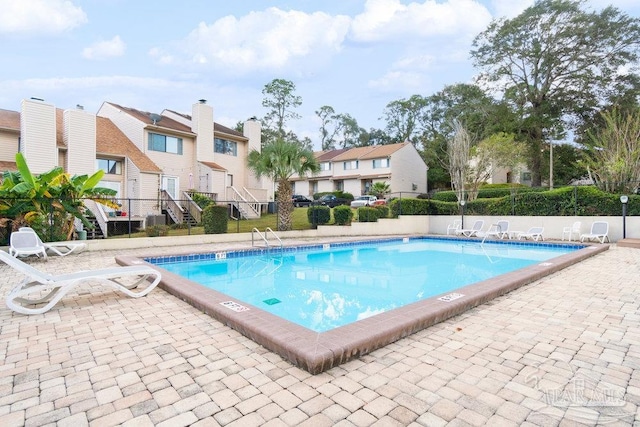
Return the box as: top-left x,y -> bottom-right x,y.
1,237 -> 639,426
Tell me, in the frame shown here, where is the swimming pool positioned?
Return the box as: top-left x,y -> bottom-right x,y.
116,236 -> 608,374
150,238 -> 576,333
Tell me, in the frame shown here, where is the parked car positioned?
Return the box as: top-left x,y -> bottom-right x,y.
350,195 -> 379,208
291,195 -> 313,207
318,194 -> 348,208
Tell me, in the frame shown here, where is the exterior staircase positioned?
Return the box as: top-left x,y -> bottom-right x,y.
85,216 -> 105,239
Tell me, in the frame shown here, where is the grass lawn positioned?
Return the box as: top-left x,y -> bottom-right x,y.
114,207 -> 318,238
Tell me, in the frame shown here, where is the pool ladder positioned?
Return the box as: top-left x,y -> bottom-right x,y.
251,227 -> 283,250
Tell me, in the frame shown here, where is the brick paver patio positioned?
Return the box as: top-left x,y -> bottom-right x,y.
0,241 -> 638,426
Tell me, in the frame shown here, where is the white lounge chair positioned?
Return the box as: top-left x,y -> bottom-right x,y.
447,219 -> 462,235
483,220 -> 510,240
9,230 -> 47,259
580,221 -> 610,243
18,227 -> 87,257
0,250 -> 162,315
456,220 -> 484,237
562,221 -> 581,241
517,227 -> 544,241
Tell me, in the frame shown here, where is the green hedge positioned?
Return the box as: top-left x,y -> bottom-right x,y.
390,186 -> 639,217
333,205 -> 353,225
202,204 -> 228,234
357,207 -> 380,222
307,206 -> 331,226
430,185 -> 545,202
375,205 -> 390,219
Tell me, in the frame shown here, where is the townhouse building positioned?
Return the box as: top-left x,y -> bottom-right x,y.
291,142 -> 428,198
0,98 -> 270,237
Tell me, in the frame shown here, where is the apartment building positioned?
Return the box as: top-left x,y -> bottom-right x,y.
292,142 -> 428,198
0,98 -> 269,236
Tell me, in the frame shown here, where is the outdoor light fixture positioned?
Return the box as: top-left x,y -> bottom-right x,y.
620,195 -> 628,239
460,200 -> 466,229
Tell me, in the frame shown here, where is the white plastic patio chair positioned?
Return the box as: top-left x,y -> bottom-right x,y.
483,220 -> 510,240
561,221 -> 581,241
456,220 -> 485,237
517,227 -> 544,241
18,227 -> 87,257
447,219 -> 462,235
9,230 -> 47,259
0,250 -> 162,315
580,221 -> 610,243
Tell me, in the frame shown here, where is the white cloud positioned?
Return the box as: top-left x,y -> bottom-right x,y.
0,0 -> 86,35
392,54 -> 436,71
177,7 -> 351,72
82,36 -> 125,60
148,47 -> 175,65
368,70 -> 427,91
350,0 -> 492,42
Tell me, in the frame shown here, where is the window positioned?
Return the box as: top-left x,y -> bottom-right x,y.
521,172 -> 532,182
215,138 -> 237,156
96,158 -> 122,175
334,180 -> 344,191
373,158 -> 389,168
320,162 -> 331,171
344,160 -> 358,170
148,133 -> 183,154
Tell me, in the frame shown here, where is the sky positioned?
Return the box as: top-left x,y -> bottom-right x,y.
1,0 -> 639,150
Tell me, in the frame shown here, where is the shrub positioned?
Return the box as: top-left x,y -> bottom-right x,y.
307,205 -> 331,226
333,205 -> 353,225
375,205 -> 390,219
202,204 -> 228,234
191,193 -> 214,209
145,225 -> 169,237
389,185 -> 640,217
357,207 -> 380,222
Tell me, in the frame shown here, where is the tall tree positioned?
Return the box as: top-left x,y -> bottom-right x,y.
382,94 -> 427,145
421,83 -> 498,190
247,139 -> 319,231
262,79 -> 302,141
471,0 -> 640,186
336,113 -> 366,148
316,105 -> 341,151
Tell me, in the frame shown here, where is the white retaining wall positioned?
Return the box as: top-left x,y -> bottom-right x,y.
78,215 -> 631,252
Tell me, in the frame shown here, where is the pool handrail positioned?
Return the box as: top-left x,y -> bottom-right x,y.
251,227 -> 283,250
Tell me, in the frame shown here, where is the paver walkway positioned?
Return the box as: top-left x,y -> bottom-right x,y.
0,242 -> 638,426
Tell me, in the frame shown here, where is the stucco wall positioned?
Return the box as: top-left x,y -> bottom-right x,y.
77,214 -> 632,253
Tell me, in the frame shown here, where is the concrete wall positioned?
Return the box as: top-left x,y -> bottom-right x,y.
429,215 -> 634,242
78,214 -> 633,253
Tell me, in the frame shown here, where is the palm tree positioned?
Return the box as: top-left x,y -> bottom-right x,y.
247,139 -> 319,231
370,182 -> 390,199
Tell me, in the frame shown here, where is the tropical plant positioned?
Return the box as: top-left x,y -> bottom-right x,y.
583,109 -> 640,193
247,139 -> 319,231
0,153 -> 117,241
370,182 -> 390,199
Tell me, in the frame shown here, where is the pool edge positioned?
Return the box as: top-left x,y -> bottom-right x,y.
116,240 -> 609,374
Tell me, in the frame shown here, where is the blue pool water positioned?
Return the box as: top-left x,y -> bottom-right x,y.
149,238 -> 578,332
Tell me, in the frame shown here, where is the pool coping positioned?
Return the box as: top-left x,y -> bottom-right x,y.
116,236 -> 609,374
